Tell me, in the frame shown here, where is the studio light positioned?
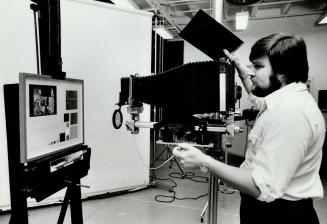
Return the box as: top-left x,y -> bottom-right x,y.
111,0 -> 138,9
153,26 -> 174,39
316,12 -> 327,25
235,11 -> 249,30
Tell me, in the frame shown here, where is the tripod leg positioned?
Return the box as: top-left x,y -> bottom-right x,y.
70,180 -> 83,224
58,186 -> 71,224
154,146 -> 170,163
9,194 -> 28,224
172,156 -> 185,176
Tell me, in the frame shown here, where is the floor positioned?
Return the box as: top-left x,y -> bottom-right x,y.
0,158 -> 327,224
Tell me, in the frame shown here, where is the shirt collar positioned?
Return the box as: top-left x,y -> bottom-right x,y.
263,82 -> 308,110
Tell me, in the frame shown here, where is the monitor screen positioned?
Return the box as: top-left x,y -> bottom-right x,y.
19,73 -> 84,163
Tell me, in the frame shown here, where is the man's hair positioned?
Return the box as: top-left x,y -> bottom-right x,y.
249,33 -> 308,83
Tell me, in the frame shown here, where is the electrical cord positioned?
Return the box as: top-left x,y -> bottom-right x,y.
169,171 -> 208,183
132,136 -> 209,203
154,175 -> 208,203
153,171 -> 209,203
132,135 -> 176,170
151,156 -> 175,170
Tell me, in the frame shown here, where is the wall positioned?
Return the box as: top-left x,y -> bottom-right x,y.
183,15 -> 327,157
61,0 -> 152,198
0,0 -> 35,209
0,0 -> 152,209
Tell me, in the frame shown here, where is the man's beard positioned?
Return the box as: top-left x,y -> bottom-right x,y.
251,75 -> 282,97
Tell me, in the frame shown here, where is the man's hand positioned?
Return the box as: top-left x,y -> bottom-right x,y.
173,143 -> 209,168
223,49 -> 254,94
223,49 -> 239,65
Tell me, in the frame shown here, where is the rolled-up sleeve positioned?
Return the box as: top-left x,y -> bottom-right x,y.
251,109 -> 310,202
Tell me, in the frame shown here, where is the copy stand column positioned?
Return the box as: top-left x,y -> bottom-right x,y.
207,147 -> 220,224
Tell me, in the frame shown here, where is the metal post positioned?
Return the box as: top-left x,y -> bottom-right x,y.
208,173 -> 219,224
206,132 -> 223,224
150,14 -> 158,184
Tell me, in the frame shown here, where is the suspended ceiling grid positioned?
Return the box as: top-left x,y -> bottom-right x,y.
128,0 -> 327,39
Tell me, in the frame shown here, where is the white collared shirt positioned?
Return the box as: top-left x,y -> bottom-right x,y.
248,93 -> 264,110
241,82 -> 326,202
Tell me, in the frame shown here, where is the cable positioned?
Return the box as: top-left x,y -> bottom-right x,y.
156,191 -> 208,203
153,176 -> 177,203
132,135 -> 175,170
169,171 -> 208,183
154,175 -> 208,203
154,170 -> 209,203
151,155 -> 175,170
132,135 -> 209,202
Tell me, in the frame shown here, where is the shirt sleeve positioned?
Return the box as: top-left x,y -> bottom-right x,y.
251,108 -> 311,202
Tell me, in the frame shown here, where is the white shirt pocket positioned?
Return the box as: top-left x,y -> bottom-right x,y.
248,130 -> 263,146
244,130 -> 264,165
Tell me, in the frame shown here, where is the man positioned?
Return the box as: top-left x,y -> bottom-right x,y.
173,33 -> 325,224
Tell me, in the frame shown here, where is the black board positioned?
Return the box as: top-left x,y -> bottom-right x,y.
180,9 -> 243,60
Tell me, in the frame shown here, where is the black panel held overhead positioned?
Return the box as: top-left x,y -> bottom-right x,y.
179,9 -> 243,60
31,0 -> 66,79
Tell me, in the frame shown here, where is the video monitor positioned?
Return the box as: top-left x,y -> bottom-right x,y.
19,73 -> 84,163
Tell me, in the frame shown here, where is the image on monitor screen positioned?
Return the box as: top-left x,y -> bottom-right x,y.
19,73 -> 84,163
66,90 -> 78,110
29,85 -> 57,117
